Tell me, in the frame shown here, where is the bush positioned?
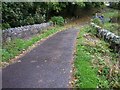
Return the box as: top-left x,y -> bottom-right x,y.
50,16 -> 64,26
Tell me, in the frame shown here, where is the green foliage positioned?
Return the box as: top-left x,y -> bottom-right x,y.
2,2 -> 104,29
34,14 -> 45,23
74,27 -> 98,88
2,39 -> 24,61
92,18 -> 103,27
75,2 -> 103,8
75,25 -> 119,88
76,2 -> 85,8
102,66 -> 110,76
103,23 -> 120,36
84,25 -> 119,88
102,9 -> 120,35
50,16 -> 64,26
2,2 -> 46,29
103,10 -> 119,18
2,2 -> 67,29
25,16 -> 35,25
74,46 -> 98,88
92,2 -> 104,8
47,2 -> 68,13
98,78 -> 109,88
87,24 -> 97,35
109,2 -> 120,10
2,23 -> 11,30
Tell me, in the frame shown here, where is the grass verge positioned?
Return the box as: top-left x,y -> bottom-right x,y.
74,25 -> 119,88
74,26 -> 98,88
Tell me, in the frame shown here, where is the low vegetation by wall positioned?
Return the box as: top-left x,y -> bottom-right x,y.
91,22 -> 120,53
2,22 -> 53,43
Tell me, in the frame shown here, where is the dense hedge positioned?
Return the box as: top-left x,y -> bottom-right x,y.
2,2 -> 47,29
2,2 -> 104,29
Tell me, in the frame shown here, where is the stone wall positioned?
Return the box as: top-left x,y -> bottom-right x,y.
2,22 -> 53,43
91,22 -> 120,53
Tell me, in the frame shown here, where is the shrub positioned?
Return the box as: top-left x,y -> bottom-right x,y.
50,16 -> 64,26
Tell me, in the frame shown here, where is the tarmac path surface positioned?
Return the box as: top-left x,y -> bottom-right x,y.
2,27 -> 79,88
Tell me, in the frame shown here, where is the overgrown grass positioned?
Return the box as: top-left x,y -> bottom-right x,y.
2,26 -> 63,62
74,26 -> 98,88
74,25 -> 119,88
89,25 -> 120,88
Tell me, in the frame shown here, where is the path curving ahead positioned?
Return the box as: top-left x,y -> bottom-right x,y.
2,27 -> 79,88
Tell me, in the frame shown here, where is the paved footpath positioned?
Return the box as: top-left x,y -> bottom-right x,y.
2,27 -> 79,88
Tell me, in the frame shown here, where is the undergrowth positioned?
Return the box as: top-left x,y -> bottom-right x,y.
74,25 -> 120,88
74,26 -> 98,88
